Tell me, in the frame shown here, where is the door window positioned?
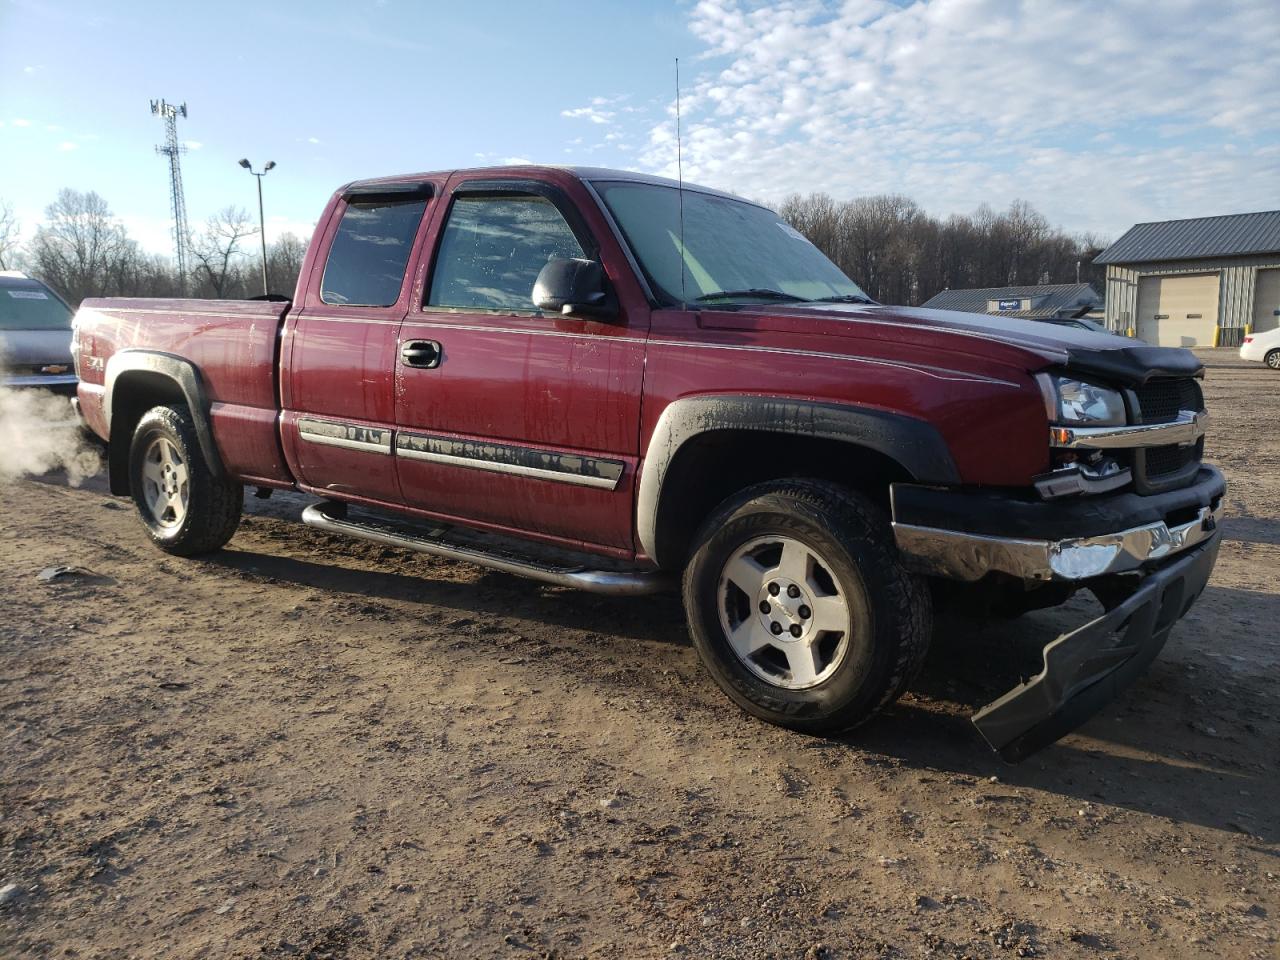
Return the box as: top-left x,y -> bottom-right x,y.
427,195 -> 584,312
320,197 -> 428,306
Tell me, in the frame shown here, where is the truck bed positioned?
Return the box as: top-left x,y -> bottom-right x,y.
74,297 -> 293,484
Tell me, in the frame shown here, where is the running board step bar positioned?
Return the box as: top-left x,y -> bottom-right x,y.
301,501 -> 672,596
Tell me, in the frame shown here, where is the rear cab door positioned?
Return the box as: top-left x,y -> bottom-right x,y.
393,170 -> 652,554
280,179 -> 443,504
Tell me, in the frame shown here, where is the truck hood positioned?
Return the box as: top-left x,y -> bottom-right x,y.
715,302 -> 1203,386
0,328 -> 74,368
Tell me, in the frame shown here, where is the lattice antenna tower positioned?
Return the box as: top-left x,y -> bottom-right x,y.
151,98 -> 191,285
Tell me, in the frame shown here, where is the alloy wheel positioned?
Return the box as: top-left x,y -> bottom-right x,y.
716,534 -> 853,689
141,436 -> 189,529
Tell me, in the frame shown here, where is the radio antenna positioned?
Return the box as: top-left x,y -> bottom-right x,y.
675,57 -> 687,305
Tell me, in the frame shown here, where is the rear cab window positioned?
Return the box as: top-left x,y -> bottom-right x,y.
0,278 -> 73,330
320,196 -> 429,307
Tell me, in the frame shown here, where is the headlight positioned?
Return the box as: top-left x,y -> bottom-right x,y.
1037,374 -> 1125,426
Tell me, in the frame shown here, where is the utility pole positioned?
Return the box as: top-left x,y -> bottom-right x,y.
239,159 -> 276,296
151,99 -> 191,291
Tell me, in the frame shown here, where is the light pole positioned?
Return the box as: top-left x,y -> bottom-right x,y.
238,159 -> 276,297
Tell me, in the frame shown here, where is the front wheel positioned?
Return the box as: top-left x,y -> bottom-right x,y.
128,404 -> 243,556
683,479 -> 931,734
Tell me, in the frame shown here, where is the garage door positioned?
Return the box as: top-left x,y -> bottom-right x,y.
1135,273 -> 1220,346
1254,268 -> 1280,334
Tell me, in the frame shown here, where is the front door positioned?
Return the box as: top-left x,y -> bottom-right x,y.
394,178 -> 647,552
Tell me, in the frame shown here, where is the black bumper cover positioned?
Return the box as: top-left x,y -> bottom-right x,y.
972,534 -> 1220,762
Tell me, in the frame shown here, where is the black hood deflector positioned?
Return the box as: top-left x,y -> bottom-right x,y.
1063,345 -> 1204,386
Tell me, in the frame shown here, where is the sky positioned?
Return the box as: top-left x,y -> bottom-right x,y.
1,0 -> 1278,256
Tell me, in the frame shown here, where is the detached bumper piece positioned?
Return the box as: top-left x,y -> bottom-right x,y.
972,536 -> 1219,762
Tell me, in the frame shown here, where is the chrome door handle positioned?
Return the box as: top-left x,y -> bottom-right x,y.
400,340 -> 441,368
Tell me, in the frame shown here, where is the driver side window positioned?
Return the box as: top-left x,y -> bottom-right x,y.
427,194 -> 584,312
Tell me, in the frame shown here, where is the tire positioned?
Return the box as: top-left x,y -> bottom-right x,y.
128,404 -> 242,556
1266,349 -> 1280,370
682,479 -> 931,734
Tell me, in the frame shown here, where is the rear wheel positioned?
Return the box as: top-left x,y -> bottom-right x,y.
682,479 -> 931,733
128,404 -> 242,556
1266,349 -> 1280,370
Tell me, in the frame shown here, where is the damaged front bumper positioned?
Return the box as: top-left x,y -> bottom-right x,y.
889,466 -> 1226,761
891,466 -> 1225,583
971,536 -> 1218,761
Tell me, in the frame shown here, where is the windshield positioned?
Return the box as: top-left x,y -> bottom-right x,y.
594,181 -> 869,305
0,280 -> 73,330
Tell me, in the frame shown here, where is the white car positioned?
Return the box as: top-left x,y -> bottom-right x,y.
1241,328 -> 1280,369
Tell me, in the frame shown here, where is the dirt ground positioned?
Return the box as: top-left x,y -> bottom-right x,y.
2,352 -> 1277,959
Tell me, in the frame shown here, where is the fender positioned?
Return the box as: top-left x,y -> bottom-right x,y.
104,350 -> 226,492
636,394 -> 960,566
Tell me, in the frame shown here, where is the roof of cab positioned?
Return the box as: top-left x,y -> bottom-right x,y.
340,164 -> 765,209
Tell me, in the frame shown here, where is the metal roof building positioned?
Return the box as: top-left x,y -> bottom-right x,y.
1094,210 -> 1280,347
921,283 -> 1101,320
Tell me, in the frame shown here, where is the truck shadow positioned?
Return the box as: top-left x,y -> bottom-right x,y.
211,539 -> 694,646
208,524 -> 1279,843
859,587 -> 1279,843
1220,514 -> 1280,546
847,698 -> 1278,844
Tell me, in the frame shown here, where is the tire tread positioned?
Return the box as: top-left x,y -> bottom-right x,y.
683,478 -> 931,733
129,404 -> 242,556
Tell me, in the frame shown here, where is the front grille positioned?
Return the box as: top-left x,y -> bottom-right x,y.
1142,437 -> 1203,480
1128,377 -> 1206,494
1133,378 -> 1203,424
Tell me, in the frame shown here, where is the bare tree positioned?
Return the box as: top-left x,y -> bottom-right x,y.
30,189 -> 138,305
266,232 -> 307,298
190,206 -> 257,299
781,193 -> 1107,306
0,200 -> 21,271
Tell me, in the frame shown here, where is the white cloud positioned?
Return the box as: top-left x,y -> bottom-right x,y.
616,0 -> 1280,235
56,141 -> 78,152
11,118 -> 31,128
308,136 -> 320,144
182,140 -> 203,150
562,105 -> 615,124
561,96 -> 632,126
501,156 -> 533,165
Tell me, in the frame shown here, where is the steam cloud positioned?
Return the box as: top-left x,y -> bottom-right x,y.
0,351 -> 102,486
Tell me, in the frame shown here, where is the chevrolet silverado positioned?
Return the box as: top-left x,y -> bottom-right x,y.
71,166 -> 1224,761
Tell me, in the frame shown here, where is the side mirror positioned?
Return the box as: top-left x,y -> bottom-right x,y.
532,258 -> 615,317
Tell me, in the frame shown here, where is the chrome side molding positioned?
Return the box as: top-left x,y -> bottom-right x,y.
297,417 -> 393,455
395,431 -> 624,490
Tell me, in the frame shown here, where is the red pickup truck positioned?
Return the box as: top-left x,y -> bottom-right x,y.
71,165 -> 1224,761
